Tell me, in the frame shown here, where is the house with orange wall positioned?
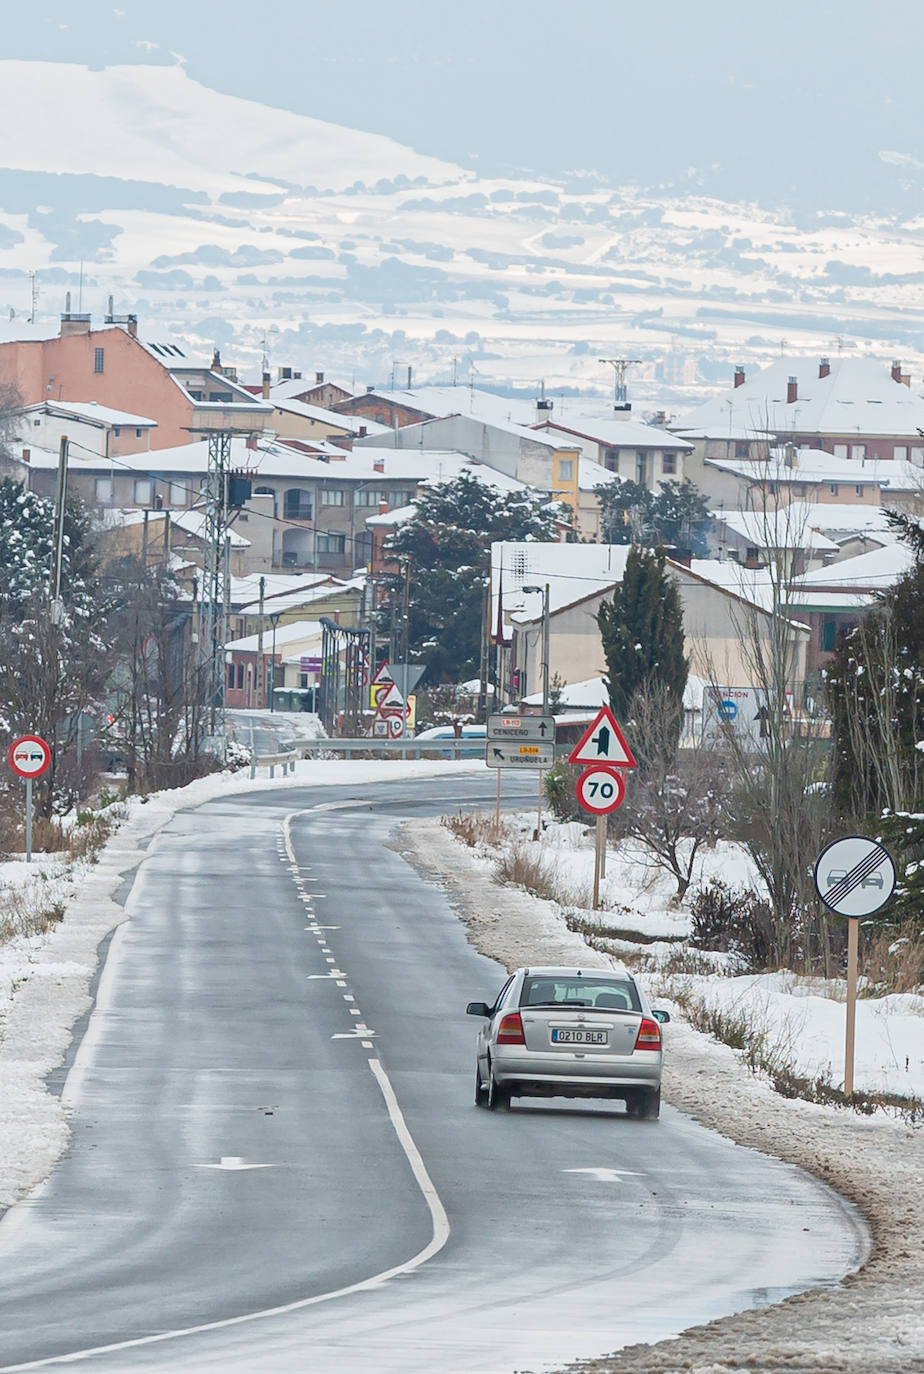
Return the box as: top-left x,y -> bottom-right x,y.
0,311 -> 270,450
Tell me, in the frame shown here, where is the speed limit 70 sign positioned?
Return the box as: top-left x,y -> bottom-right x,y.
576,765 -> 626,815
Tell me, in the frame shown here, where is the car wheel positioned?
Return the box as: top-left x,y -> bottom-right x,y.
486,1061 -> 511,1111
638,1086 -> 661,1121
475,1062 -> 488,1108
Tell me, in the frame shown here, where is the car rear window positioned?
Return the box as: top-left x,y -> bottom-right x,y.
519,976 -> 640,1012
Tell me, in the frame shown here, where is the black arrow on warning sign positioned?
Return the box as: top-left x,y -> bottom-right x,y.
592,725 -> 611,756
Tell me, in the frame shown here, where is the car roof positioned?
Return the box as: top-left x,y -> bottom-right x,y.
519,964 -> 634,980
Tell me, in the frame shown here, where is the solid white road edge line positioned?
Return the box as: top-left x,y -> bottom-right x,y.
0,809 -> 452,1373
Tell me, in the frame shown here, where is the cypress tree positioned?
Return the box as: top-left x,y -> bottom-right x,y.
595,546 -> 688,721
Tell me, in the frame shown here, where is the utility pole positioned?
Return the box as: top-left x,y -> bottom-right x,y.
257,574 -> 265,708
197,428 -> 233,745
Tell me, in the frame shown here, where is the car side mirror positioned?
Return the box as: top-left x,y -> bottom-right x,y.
466,1001 -> 491,1018
651,1009 -> 671,1024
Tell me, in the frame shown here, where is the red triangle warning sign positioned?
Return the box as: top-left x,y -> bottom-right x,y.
568,706 -> 636,768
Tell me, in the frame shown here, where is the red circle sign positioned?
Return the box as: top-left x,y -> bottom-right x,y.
576,765 -> 626,815
9,735 -> 52,779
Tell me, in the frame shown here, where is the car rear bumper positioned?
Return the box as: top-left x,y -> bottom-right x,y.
492,1049 -> 662,1093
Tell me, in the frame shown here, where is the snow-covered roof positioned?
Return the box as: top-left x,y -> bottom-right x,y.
20,400 -> 157,428
535,417 -> 694,451
578,457 -> 619,491
493,542 -> 636,626
365,503 -> 417,528
357,384 -> 541,427
225,619 -> 323,654
674,357 -> 924,438
711,509 -> 840,552
522,672 -> 708,712
228,572 -> 335,604
791,542 -> 915,591
271,397 -> 391,435
100,506 -> 250,546
762,502 -> 897,539
270,377 -> 353,402
705,447 -> 924,491
236,581 -> 357,615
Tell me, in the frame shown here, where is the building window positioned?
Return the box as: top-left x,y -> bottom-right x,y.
912,447 -> 924,466
391,490 -> 414,507
133,478 -> 153,504
283,488 -> 313,521
894,445 -> 908,461
299,672 -> 309,689
320,489 -> 344,506
227,662 -> 235,688
33,418 -> 40,427
113,427 -> 121,437
855,484 -> 865,497
93,347 -> 104,374
821,619 -> 839,653
603,448 -> 619,472
169,482 -> 186,507
850,444 -> 866,461
208,391 -> 233,402
636,452 -> 647,484
793,484 -> 807,497
254,485 -> 277,515
94,477 -> 113,504
237,663 -> 244,689
734,442 -> 750,459
354,488 -> 387,506
316,533 -> 346,554
829,484 -> 839,495
557,458 -> 574,481
662,453 -> 676,475
135,428 -> 143,438
833,444 -> 848,459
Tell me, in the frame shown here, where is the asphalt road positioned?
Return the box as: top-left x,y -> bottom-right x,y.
0,773 -> 867,1373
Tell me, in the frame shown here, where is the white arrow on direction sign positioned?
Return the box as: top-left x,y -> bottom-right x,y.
563,1167 -> 643,1183
199,1157 -> 272,1171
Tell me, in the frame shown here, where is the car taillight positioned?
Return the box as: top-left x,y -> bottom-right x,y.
634,1017 -> 662,1051
496,1012 -> 525,1045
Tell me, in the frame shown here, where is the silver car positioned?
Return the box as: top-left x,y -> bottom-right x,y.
467,965 -> 669,1119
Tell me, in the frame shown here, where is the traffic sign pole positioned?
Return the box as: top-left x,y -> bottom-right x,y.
845,918 -> 859,1096
593,814 -> 606,909
495,768 -> 501,828
25,778 -> 32,865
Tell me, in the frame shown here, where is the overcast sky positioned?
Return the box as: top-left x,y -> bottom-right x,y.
8,0 -> 924,211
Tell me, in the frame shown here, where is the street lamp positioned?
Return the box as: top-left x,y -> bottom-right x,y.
267,611 -> 282,713
522,584 -> 550,712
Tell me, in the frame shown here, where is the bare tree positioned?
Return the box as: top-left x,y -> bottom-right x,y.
611,685 -> 729,900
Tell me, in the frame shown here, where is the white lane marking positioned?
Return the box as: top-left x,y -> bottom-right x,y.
343,994 -> 355,1002
349,1009 -> 361,1016
331,1028 -> 377,1040
198,1157 -> 272,1171
336,979 -> 347,987
60,921 -> 130,1110
0,821 -> 451,1370
563,1167 -> 644,1183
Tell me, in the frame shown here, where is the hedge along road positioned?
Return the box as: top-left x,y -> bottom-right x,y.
0,774 -> 867,1373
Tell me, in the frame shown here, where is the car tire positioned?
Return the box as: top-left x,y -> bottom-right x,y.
486,1061 -> 511,1111
475,1063 -> 488,1108
638,1086 -> 661,1121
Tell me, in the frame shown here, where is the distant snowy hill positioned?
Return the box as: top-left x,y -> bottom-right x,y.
0,61 -> 463,196
1,61 -> 923,407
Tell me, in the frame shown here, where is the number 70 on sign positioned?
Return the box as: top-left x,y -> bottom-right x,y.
576,765 -> 626,815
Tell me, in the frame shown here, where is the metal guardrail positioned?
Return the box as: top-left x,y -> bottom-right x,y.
248,737 -> 571,775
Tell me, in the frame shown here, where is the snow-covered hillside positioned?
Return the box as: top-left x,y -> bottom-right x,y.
2,61 -> 924,404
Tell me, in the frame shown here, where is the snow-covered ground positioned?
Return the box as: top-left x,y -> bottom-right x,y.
401,814 -> 924,1374
462,812 -> 923,1101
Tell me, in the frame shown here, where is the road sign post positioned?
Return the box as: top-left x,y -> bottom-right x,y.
8,736 -> 52,864
813,834 -> 897,1096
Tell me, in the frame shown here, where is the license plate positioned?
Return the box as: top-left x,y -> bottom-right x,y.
551,1028 -> 607,1046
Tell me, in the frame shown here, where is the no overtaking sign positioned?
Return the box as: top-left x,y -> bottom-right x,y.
813,835 -> 896,918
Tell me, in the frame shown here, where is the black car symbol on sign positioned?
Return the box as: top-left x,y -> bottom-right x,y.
826,869 -> 847,887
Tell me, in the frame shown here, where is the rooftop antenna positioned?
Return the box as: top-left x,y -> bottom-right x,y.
451,356 -> 458,386
77,260 -> 84,313
598,358 -> 640,412
29,271 -> 38,325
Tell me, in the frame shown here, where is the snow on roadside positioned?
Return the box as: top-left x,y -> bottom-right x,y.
401,815 -> 924,1374
0,757 -> 483,1211
485,811 -> 924,1100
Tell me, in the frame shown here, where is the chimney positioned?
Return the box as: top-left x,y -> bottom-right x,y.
315,371 -> 324,384
261,371 -> 271,401
733,364 -> 746,389
378,498 -> 388,515
126,314 -> 138,338
787,376 -> 798,404
211,348 -> 223,375
245,435 -> 258,451
358,425 -> 367,438
892,359 -> 903,383
21,448 -> 30,464
407,365 -> 413,389
819,357 -> 830,378
373,457 -> 385,473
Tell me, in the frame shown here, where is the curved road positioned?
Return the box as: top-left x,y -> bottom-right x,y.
0,774 -> 867,1372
